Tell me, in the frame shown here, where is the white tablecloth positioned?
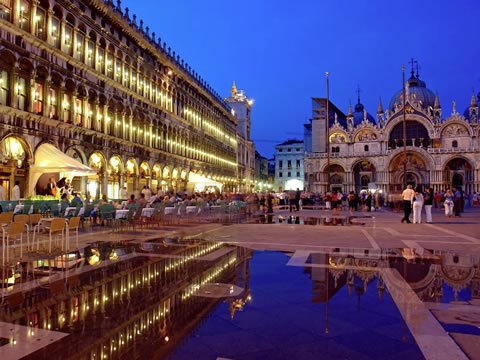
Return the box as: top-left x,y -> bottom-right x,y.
115,210 -> 129,219
186,206 -> 198,214
165,207 -> 176,215
64,207 -> 85,217
142,208 -> 154,217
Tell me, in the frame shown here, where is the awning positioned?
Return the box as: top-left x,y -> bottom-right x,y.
187,172 -> 223,188
28,143 -> 97,195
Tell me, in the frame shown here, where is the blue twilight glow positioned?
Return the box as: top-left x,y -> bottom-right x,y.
124,0 -> 480,157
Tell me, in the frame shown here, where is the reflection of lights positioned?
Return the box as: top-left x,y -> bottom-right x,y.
164,336 -> 169,342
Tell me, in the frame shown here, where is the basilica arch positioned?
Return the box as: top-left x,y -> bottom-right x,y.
443,156 -> 474,192
352,160 -> 377,193
388,151 -> 431,192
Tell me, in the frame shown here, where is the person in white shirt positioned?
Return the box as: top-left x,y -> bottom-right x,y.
11,180 -> 20,201
0,184 -> 5,201
401,185 -> 415,223
119,186 -> 128,200
141,186 -> 152,201
412,189 -> 424,224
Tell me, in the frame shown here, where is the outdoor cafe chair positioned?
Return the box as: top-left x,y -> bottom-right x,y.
48,202 -> 60,217
0,212 -> 14,226
13,214 -> 30,250
80,204 -> 94,227
116,206 -> 136,231
41,218 -> 66,253
2,222 -> 25,266
29,214 -> 42,250
66,217 -> 81,250
22,201 -> 33,215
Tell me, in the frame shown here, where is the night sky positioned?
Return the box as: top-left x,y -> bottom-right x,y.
123,0 -> 480,158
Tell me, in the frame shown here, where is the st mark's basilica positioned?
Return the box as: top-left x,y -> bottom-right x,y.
304,67 -> 480,196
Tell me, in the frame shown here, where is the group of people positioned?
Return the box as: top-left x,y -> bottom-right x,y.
0,181 -> 21,201
401,185 -> 467,224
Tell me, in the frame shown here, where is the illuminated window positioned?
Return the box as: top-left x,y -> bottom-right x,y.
97,47 -> 105,73
106,53 -> 113,78
130,70 -> 136,92
63,93 -> 71,122
48,87 -> 57,119
75,33 -> 84,61
18,0 -> 30,31
64,25 -> 73,56
0,69 -> 9,105
75,98 -> 83,126
138,74 -> 143,96
16,76 -> 27,110
51,17 -> 60,49
115,60 -> 121,83
0,0 -> 11,21
34,7 -> 46,39
33,82 -> 43,114
123,64 -> 129,87
86,41 -> 94,67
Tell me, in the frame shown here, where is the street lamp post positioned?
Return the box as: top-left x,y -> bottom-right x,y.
326,72 -> 330,193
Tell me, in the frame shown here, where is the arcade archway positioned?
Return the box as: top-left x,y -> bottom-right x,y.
443,157 -> 473,192
389,152 -> 429,192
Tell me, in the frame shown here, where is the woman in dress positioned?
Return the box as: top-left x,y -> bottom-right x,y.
444,189 -> 454,217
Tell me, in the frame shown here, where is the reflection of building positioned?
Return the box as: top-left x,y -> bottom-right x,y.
304,65 -> 480,194
274,139 -> 304,191
254,150 -> 269,190
1,240 -> 253,359
224,82 -> 256,193
0,0 -> 246,199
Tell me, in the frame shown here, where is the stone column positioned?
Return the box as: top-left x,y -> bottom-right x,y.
46,9 -> 53,44
43,77 -> 51,117
71,90 -> 77,125
58,81 -> 65,121
103,103 -> 109,134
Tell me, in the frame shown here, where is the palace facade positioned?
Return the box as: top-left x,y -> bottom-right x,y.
304,69 -> 480,195
0,0 -> 252,199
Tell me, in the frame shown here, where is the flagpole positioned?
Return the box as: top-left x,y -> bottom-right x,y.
402,65 -> 407,189
326,72 -> 330,193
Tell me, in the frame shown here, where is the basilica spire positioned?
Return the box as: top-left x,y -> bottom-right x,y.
231,81 -> 237,97
434,94 -> 441,109
470,90 -> 478,107
377,97 -> 384,114
347,102 -> 353,116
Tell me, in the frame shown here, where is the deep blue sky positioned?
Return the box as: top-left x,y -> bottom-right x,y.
124,0 -> 480,158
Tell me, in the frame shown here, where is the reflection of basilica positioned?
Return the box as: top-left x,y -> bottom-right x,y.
304,65 -> 480,194
307,249 -> 480,305
0,241 -> 253,359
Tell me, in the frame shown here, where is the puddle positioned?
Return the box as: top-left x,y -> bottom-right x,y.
248,214 -> 373,226
0,240 -> 478,359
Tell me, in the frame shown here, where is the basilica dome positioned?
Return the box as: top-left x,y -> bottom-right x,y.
389,74 -> 436,112
353,102 -> 376,126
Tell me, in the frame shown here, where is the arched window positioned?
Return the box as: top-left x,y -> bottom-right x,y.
0,0 -> 12,21
364,145 -> 369,152
452,140 -> 458,148
0,67 -> 9,105
34,1 -> 48,40
18,0 -> 30,32
389,120 -> 430,148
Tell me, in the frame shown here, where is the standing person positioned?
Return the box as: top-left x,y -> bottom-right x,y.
142,185 -> 152,201
11,180 -> 20,201
267,192 -> 274,213
331,191 -> 338,214
473,192 -> 479,207
46,176 -> 57,196
0,183 -> 5,201
434,192 -> 442,209
412,188 -> 424,224
348,191 -> 356,211
444,189 -> 454,217
366,192 -> 372,212
453,187 -> 462,217
424,187 -> 433,223
401,185 -> 415,223
337,191 -> 343,211
120,186 -> 128,200
259,193 -> 266,212
288,191 -> 295,212
325,192 -> 332,210
295,188 -> 301,212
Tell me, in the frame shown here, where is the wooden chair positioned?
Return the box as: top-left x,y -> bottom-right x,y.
66,217 -> 81,250
29,214 -> 42,250
14,214 -> 30,250
0,212 -> 14,226
2,222 -> 25,266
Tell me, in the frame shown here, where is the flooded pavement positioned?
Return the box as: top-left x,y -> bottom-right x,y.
247,214 -> 374,226
0,238 -> 478,359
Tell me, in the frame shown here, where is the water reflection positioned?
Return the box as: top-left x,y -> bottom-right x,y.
0,241 -> 478,359
250,214 -> 372,226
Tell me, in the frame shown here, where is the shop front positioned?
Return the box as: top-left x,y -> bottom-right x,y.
140,161 -> 151,190
152,164 -> 161,193
125,159 -> 138,194
0,136 -> 29,199
161,166 -> 171,192
108,156 -> 123,199
87,152 -> 107,199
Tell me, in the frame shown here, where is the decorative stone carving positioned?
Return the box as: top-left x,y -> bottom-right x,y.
442,124 -> 468,137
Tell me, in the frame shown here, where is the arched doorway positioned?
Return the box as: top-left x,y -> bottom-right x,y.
325,164 -> 345,192
389,152 -> 429,192
444,158 -> 473,192
108,156 -> 123,199
353,161 -> 376,193
125,159 -> 138,194
88,152 -> 106,199
0,136 -> 30,199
